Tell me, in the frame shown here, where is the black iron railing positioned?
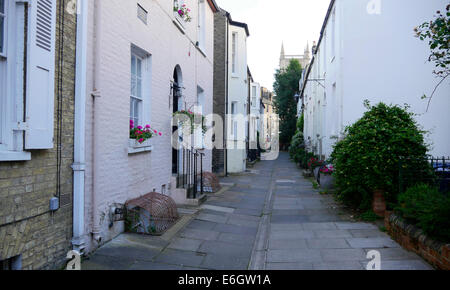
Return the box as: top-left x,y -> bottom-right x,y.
399,156 -> 450,194
177,147 -> 204,199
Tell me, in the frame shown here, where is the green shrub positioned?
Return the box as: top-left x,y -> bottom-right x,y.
289,130 -> 305,163
289,114 -> 307,164
396,184 -> 450,242
360,210 -> 381,222
331,102 -> 430,210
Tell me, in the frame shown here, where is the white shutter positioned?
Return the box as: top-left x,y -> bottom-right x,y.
25,0 -> 56,149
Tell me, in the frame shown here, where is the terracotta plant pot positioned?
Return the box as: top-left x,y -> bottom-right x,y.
372,189 -> 386,217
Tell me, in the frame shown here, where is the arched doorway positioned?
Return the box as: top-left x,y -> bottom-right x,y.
172,66 -> 183,174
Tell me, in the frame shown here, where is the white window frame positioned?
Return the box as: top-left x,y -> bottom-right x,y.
331,7 -> 336,62
195,86 -> 205,149
251,86 -> 257,107
231,102 -> 238,140
129,45 -> 152,153
231,32 -> 237,76
0,1 -> 30,161
0,0 -> 6,57
130,53 -> 143,127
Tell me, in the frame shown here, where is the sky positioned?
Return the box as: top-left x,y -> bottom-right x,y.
215,0 -> 331,91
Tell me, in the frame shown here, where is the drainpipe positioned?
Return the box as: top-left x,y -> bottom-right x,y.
72,0 -> 88,253
91,0 -> 102,244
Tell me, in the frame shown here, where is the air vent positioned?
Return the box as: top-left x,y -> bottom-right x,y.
36,0 -> 53,51
137,4 -> 148,25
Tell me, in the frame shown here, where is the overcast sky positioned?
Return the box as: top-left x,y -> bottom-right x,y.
215,0 -> 331,91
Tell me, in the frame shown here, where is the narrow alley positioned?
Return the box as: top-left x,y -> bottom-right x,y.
82,153 -> 432,270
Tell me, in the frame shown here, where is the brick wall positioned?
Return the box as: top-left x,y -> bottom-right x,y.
0,1 -> 76,270
385,212 -> 450,270
212,11 -> 227,175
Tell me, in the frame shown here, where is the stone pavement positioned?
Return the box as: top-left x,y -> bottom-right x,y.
82,152 -> 433,270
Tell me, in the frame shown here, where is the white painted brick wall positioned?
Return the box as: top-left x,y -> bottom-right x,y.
83,0 -> 214,253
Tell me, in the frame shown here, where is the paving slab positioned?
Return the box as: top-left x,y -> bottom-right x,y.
179,229 -> 220,241
199,240 -> 253,258
266,262 -> 313,270
268,239 -> 308,250
321,249 -> 367,262
306,239 -> 351,249
154,249 -> 206,268
346,237 -> 400,249
267,249 -> 322,263
167,237 -> 203,252
196,213 -> 228,224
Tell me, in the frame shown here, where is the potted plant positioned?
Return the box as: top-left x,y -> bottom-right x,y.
173,110 -> 207,134
129,120 -> 162,147
319,164 -> 335,190
308,157 -> 324,180
173,2 -> 192,22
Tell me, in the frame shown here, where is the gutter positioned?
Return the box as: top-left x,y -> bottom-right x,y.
72,0 -> 88,253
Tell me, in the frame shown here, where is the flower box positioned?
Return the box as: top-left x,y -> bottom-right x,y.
128,139 -> 153,154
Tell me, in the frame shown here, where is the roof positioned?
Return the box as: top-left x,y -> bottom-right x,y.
219,8 -> 250,36
207,0 -> 219,13
230,20 -> 250,37
299,0 -> 336,98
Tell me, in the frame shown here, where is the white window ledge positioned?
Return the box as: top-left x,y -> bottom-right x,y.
128,139 -> 153,155
173,16 -> 186,34
196,45 -> 207,58
0,151 -> 31,162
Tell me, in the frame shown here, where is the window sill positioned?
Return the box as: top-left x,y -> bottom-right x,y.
128,139 -> 153,155
173,16 -> 186,34
330,56 -> 335,63
0,150 -> 31,162
196,45 -> 207,58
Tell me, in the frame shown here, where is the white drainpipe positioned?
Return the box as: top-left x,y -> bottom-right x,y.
72,0 -> 88,253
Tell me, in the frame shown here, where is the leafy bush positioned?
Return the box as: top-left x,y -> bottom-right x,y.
331,102 -> 430,210
289,131 -> 305,163
396,184 -> 450,242
289,114 -> 307,164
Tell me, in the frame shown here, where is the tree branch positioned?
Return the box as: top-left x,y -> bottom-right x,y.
426,73 -> 450,112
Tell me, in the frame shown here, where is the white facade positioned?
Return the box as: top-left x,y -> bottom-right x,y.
82,0 -> 216,253
250,82 -> 262,145
226,23 -> 249,173
301,0 -> 450,159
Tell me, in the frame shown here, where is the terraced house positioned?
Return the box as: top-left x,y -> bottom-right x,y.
0,0 -> 77,269
79,0 -> 219,255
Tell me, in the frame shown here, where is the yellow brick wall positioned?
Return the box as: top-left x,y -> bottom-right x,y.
0,1 -> 76,270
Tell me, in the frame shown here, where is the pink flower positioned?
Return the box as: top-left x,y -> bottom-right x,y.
137,126 -> 143,130
154,130 -> 158,134
138,138 -> 144,143
158,132 -> 162,136
145,124 -> 151,129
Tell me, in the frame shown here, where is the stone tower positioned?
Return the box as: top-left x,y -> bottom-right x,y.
279,42 -> 311,70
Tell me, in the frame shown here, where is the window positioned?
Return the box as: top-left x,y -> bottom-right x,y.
1,0 -> 57,161
252,86 -> 256,107
232,32 -> 237,74
0,255 -> 21,270
231,102 -> 238,139
331,8 -> 336,60
195,86 -> 205,149
0,0 -> 5,56
137,4 -> 148,25
129,45 -> 152,144
197,0 -> 205,51
130,53 -> 143,126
